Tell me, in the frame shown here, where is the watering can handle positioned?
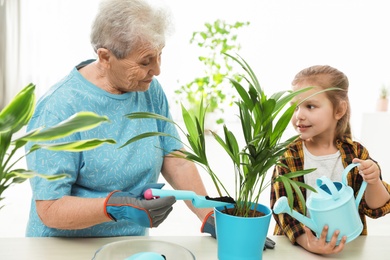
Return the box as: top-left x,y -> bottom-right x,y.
342,163 -> 368,207
316,176 -> 340,200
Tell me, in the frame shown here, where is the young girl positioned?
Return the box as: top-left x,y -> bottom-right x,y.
271,65 -> 390,255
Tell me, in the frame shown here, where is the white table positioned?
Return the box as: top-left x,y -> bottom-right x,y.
0,235 -> 389,259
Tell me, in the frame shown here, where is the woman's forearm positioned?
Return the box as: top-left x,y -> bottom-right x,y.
162,155 -> 212,221
36,196 -> 111,230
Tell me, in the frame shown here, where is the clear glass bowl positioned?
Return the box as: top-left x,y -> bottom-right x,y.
92,239 -> 195,260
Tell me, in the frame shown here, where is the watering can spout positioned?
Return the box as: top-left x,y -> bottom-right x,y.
273,196 -> 318,233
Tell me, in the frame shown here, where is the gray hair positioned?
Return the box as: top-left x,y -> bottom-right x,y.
90,0 -> 174,59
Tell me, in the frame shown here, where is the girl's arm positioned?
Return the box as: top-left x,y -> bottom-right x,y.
352,158 -> 390,209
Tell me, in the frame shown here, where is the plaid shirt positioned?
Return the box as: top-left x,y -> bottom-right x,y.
271,137 -> 390,244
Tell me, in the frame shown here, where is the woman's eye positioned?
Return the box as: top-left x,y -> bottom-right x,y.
140,58 -> 151,66
307,105 -> 315,109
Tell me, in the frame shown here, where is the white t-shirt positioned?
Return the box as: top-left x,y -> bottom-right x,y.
303,143 -> 344,199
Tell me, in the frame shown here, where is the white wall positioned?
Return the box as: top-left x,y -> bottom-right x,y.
160,0 -> 390,141
18,0 -> 390,137
2,0 -> 390,237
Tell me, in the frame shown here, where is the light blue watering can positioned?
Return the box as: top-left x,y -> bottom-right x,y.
273,163 -> 367,244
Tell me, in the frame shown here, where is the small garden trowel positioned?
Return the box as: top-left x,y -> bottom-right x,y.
144,188 -> 235,208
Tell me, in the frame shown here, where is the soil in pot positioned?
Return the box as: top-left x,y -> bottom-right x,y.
222,207 -> 265,217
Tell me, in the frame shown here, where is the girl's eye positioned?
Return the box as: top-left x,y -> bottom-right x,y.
307,105 -> 315,109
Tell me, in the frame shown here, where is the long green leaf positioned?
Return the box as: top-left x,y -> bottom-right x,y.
270,90 -> 289,102
212,131 -> 236,164
282,168 -> 316,179
17,112 -> 110,142
271,105 -> 295,145
120,132 -> 175,149
272,87 -> 312,113
275,175 -> 294,209
182,104 -> 202,155
294,180 -> 317,193
297,87 -> 343,106
224,126 -> 240,164
7,169 -> 69,181
0,83 -> 35,134
224,53 -> 261,93
229,78 -> 252,108
0,131 -> 12,169
30,138 -> 116,152
125,112 -> 176,125
181,104 -> 198,142
289,180 -> 307,215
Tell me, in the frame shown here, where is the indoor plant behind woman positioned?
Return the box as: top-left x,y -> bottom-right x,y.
123,54 -> 323,259
0,83 -> 116,209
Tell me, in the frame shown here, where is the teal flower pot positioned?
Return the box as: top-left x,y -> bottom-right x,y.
215,203 -> 272,260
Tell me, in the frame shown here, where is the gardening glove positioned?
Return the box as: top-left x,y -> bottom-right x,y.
201,211 -> 216,238
200,211 -> 276,250
264,237 -> 276,250
104,183 -> 176,228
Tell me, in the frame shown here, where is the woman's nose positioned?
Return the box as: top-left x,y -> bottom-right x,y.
150,59 -> 161,76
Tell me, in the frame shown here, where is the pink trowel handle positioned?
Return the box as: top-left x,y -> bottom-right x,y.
143,189 -> 157,200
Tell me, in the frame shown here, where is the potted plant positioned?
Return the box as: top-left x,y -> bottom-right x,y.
174,19 -> 249,130
0,83 -> 116,208
122,54 -> 326,259
376,84 -> 389,112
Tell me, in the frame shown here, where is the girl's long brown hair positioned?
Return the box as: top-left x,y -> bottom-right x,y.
292,65 -> 351,140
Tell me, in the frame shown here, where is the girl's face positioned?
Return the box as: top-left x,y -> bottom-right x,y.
105,43 -> 163,94
291,85 -> 340,142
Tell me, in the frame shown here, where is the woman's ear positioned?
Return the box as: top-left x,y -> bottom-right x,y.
96,48 -> 112,68
335,101 -> 347,120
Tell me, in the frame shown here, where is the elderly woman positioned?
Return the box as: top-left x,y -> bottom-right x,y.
26,0 -> 211,237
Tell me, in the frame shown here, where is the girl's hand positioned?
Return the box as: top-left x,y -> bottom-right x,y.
297,225 -> 346,255
352,158 -> 381,185
353,158 -> 389,209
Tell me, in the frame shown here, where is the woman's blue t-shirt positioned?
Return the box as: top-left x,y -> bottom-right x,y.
25,61 -> 182,237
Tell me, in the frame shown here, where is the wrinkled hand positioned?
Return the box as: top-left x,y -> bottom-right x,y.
301,225 -> 346,255
201,211 -> 275,250
353,158 -> 380,184
105,183 -> 176,227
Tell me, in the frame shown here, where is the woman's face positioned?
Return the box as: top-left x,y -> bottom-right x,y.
106,44 -> 163,94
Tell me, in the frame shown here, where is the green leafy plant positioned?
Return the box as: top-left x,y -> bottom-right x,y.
122,54 -> 338,217
380,84 -> 389,99
174,20 -> 249,125
0,83 -> 116,208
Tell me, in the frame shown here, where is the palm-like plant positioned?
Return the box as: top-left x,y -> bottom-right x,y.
122,54 -> 323,217
0,83 -> 116,208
